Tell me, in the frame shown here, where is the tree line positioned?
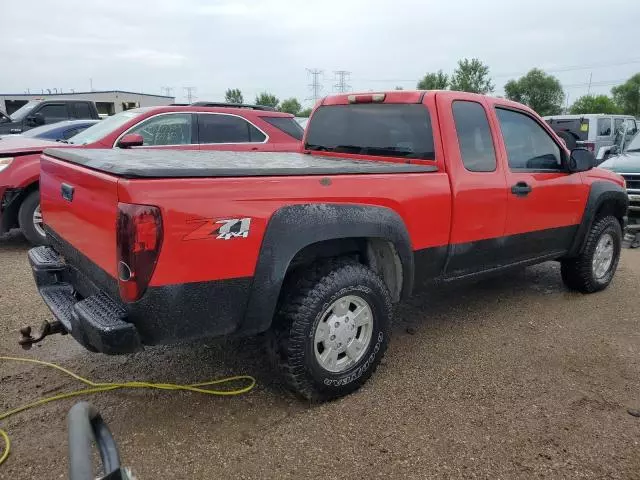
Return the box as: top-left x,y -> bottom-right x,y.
224,88 -> 312,117
224,60 -> 640,118
419,58 -> 640,117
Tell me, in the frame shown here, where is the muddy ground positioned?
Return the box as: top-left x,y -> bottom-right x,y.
1,230 -> 639,479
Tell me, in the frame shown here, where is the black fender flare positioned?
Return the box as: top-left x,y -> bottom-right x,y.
566,181 -> 628,257
241,203 -> 414,334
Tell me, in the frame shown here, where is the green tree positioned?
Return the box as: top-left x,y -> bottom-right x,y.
503,69 -> 564,116
279,98 -> 302,115
449,58 -> 494,94
255,92 -> 279,109
569,95 -> 620,114
224,88 -> 243,104
417,70 -> 449,90
298,107 -> 313,117
612,73 -> 640,116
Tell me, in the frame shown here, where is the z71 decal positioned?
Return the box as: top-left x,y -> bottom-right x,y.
183,217 -> 252,241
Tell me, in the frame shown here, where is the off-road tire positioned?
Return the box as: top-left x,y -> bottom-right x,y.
561,215 -> 622,293
270,259 -> 392,401
18,190 -> 47,246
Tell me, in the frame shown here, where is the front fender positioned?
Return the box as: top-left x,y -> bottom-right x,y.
566,181 -> 628,257
240,203 -> 414,334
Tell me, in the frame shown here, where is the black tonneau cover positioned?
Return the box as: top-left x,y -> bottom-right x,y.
43,148 -> 436,179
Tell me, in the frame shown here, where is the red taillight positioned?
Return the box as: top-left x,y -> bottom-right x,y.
116,203 -> 163,303
583,142 -> 595,152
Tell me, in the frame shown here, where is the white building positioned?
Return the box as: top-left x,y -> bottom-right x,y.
0,90 -> 176,117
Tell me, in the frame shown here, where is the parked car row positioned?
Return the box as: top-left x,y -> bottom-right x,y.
0,103 -> 303,244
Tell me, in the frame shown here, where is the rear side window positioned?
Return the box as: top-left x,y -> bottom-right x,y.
452,101 -> 496,172
74,102 -> 92,119
37,104 -> 69,122
597,118 -> 612,136
305,104 -> 435,159
197,114 -> 266,143
496,108 -> 562,171
260,116 -> 304,141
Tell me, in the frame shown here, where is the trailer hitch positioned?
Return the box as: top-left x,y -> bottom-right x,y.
19,320 -> 67,349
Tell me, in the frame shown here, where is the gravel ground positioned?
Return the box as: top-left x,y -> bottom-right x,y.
1,230 -> 639,479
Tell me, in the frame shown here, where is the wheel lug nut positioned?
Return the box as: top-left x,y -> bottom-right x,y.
335,322 -> 340,327
330,335 -> 336,340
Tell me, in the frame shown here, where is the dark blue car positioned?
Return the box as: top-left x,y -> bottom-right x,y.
1,119 -> 100,142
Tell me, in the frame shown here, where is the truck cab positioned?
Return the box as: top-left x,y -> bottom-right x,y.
0,99 -> 100,135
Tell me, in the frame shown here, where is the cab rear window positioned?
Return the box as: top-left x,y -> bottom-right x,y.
305,104 -> 435,159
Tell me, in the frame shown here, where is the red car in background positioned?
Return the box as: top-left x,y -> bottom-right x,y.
0,104 -> 303,245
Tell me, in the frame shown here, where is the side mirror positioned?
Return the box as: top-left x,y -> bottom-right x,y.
117,133 -> 144,148
568,148 -> 594,173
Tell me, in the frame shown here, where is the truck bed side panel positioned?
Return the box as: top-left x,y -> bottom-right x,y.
117,173 -> 452,287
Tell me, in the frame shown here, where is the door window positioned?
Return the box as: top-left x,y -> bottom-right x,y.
452,101 -> 497,172
496,108 -> 562,171
197,114 -> 266,143
74,103 -> 93,119
597,118 -> 612,136
127,113 -> 193,146
37,104 -> 69,123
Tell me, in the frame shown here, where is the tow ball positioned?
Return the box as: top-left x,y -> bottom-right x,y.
18,320 -> 67,349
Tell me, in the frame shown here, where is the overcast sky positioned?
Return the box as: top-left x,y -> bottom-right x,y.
2,0 -> 640,107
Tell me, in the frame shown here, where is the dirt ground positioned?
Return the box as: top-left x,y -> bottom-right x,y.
1,230 -> 639,479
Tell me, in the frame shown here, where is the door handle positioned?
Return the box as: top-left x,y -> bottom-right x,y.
511,181 -> 532,197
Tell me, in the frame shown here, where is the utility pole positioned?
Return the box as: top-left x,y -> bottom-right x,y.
306,69 -> 324,103
161,86 -> 174,97
587,72 -> 593,96
90,78 -> 94,91
333,70 -> 351,93
183,86 -> 197,103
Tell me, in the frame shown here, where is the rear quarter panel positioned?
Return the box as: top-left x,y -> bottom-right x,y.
117,172 -> 452,286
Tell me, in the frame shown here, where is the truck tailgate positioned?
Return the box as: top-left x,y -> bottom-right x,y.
40,153 -> 119,279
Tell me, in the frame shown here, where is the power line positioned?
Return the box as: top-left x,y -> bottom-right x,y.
306,68 -> 324,103
183,86 -> 197,103
333,70 -> 351,93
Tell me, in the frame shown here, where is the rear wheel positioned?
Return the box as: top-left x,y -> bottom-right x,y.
18,190 -> 47,246
270,259 -> 392,401
561,215 -> 622,293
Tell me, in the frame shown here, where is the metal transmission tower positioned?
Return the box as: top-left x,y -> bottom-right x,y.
161,86 -> 174,97
306,69 -> 324,103
333,70 -> 351,93
183,86 -> 197,103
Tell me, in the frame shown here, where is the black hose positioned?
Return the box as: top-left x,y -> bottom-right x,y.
67,402 -> 121,480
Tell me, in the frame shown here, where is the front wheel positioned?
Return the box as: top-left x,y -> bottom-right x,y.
270,259 -> 392,401
18,190 -> 47,246
561,215 -> 622,293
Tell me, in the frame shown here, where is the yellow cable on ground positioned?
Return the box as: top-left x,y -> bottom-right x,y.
0,355 -> 256,468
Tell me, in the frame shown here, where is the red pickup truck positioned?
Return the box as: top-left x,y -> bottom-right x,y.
27,90 -> 628,401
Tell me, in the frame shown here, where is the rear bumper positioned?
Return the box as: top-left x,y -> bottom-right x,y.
29,246 -> 142,354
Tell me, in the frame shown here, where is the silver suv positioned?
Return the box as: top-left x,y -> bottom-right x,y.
543,114 -> 638,164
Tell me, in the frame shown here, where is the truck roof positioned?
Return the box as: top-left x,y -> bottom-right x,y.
43,148 -> 436,179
